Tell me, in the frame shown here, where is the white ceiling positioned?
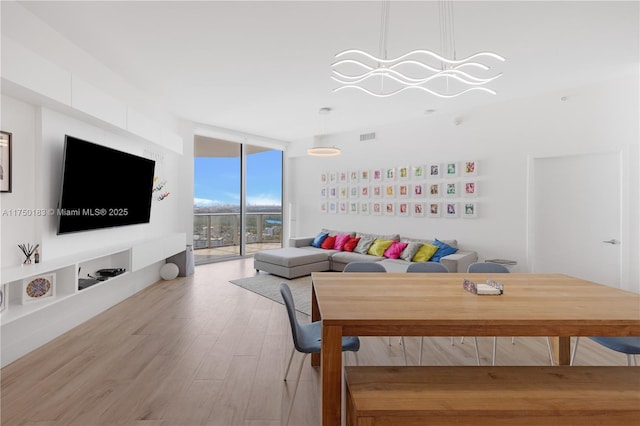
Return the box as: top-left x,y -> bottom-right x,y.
16,1 -> 640,144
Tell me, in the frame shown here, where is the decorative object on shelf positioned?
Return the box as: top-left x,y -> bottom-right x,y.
18,243 -> 39,265
0,284 -> 6,313
153,176 -> 170,201
331,1 -> 504,98
0,130 -> 12,193
160,263 -> 179,280
34,248 -> 40,264
22,273 -> 56,303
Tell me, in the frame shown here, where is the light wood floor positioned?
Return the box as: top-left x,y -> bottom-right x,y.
0,258 -> 631,426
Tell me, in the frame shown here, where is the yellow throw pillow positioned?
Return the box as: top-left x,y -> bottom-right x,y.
367,239 -> 394,256
412,244 -> 439,262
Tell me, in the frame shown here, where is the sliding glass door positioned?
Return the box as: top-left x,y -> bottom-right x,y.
193,137 -> 282,264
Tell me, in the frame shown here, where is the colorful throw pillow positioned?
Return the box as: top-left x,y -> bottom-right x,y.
412,244 -> 439,262
321,235 -> 337,249
430,239 -> 459,262
400,241 -> 423,262
383,241 -> 409,259
311,232 -> 329,248
367,239 -> 395,256
343,237 -> 361,252
354,234 -> 376,254
334,233 -> 351,251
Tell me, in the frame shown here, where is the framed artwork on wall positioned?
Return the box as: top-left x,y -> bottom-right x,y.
329,187 -> 337,198
464,160 -> 478,176
428,202 -> 441,217
445,162 -> 458,178
339,186 -> 348,199
385,167 -> 396,181
412,202 -> 425,217
329,201 -> 337,214
360,169 -> 370,181
445,202 -> 459,218
0,131 -> 12,193
372,202 -> 382,215
463,202 -> 478,218
349,202 -> 359,214
339,171 -> 348,183
349,170 -> 359,182
384,202 -> 395,215
428,183 -> 441,198
464,181 -> 478,197
372,169 -> 383,182
320,187 -> 328,198
446,182 -> 458,197
339,201 -> 348,214
320,172 -> 328,185
398,166 -> 410,180
320,202 -> 328,213
412,184 -> 424,198
428,163 -> 441,179
385,184 -> 395,198
412,165 -> 424,179
360,185 -> 370,198
398,202 -> 409,217
360,202 -> 370,215
349,186 -> 358,198
398,184 -> 409,198
329,172 -> 337,184
372,185 -> 382,198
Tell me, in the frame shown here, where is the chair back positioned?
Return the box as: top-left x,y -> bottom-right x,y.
407,262 -> 449,273
280,283 -> 306,352
343,262 -> 387,273
467,262 -> 510,273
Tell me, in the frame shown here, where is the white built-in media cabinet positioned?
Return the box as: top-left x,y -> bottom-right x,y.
0,232 -> 186,367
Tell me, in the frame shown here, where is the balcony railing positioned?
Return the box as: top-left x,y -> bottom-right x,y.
193,211 -> 282,255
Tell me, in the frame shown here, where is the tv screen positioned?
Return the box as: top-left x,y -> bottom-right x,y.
57,135 -> 156,234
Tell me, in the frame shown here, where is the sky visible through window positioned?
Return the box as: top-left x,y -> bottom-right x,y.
194,149 -> 282,210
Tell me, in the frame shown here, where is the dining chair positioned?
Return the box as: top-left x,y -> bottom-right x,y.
280,283 -> 360,425
406,262 -> 456,365
570,336 -> 640,366
465,262 -> 555,366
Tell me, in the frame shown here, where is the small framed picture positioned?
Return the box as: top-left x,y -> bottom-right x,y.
349,170 -> 359,182
412,202 -> 425,217
338,171 -> 347,183
349,186 -> 359,198
445,202 -> 459,218
398,184 -> 409,198
428,183 -> 441,198
412,183 -> 424,198
384,202 -> 395,216
360,169 -> 370,182
339,201 -> 348,214
412,165 -> 424,179
372,185 -> 382,198
329,201 -> 337,214
320,202 -> 328,213
320,172 -> 328,185
445,162 -> 458,178
360,202 -> 370,215
463,181 -> 478,197
372,169 -> 383,182
349,201 -> 359,214
320,187 -> 328,198
398,202 -> 409,217
339,186 -> 348,199
1,131 -> 12,193
463,202 -> 478,218
385,167 -> 396,181
428,163 -> 441,179
398,166 -> 410,180
446,182 -> 458,197
329,172 -> 337,184
428,202 -> 441,217
372,202 -> 383,215
385,184 -> 395,198
329,187 -> 337,199
360,185 -> 370,198
22,273 -> 56,304
463,160 -> 478,176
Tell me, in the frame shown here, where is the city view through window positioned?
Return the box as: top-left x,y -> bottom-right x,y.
194,145 -> 283,262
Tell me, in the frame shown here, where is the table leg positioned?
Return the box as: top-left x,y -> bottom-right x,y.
551,336 -> 572,365
322,325 -> 343,426
311,284 -> 320,367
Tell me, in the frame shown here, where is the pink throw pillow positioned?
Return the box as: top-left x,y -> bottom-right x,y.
383,241 -> 409,259
334,233 -> 351,251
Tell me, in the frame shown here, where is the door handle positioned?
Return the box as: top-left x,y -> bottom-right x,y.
602,239 -> 620,245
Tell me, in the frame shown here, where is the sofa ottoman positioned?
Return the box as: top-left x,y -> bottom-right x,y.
254,247 -> 331,279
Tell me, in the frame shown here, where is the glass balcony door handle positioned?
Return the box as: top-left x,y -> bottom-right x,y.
602,239 -> 620,245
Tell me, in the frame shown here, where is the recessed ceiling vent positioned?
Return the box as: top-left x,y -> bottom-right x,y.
359,132 -> 376,142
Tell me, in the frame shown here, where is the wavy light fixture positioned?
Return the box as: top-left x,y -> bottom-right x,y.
307,107 -> 341,157
331,1 -> 505,98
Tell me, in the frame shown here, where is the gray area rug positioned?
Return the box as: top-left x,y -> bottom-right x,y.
229,273 -> 312,316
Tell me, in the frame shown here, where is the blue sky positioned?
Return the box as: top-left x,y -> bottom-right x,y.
194,150 -> 282,207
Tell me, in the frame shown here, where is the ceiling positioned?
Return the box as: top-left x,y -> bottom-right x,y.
15,1 -> 640,145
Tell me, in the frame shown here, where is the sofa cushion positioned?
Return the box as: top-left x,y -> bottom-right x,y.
312,232 -> 329,248
334,233 -> 351,251
344,237 -> 360,252
331,251 -> 385,265
354,233 -> 376,254
384,241 -> 409,259
368,239 -> 395,256
321,235 -> 337,249
399,241 -> 423,262
254,247 -> 330,268
321,228 -> 355,238
412,244 -> 439,262
431,239 -> 459,262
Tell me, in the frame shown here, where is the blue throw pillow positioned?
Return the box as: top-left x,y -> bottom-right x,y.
311,232 -> 329,248
431,239 -> 458,262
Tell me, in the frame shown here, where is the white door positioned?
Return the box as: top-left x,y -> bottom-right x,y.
532,152 -> 621,288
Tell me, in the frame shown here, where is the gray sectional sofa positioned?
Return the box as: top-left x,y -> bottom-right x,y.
253,229 -> 478,279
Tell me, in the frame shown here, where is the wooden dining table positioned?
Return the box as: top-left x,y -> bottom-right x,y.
310,272 -> 640,426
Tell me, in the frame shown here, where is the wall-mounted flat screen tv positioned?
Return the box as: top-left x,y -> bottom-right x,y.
57,135 -> 156,234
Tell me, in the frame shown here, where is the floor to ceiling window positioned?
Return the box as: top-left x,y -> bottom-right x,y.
193,136 -> 283,264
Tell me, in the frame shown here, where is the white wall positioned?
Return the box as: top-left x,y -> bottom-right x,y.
289,72 -> 639,293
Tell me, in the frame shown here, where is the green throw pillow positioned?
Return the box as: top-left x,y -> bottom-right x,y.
412,244 -> 439,262
367,239 -> 394,256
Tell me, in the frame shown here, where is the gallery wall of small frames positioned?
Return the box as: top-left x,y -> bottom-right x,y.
320,161 -> 479,219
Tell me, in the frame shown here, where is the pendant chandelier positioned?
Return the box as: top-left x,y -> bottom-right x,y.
307,107 -> 341,157
331,1 -> 505,98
